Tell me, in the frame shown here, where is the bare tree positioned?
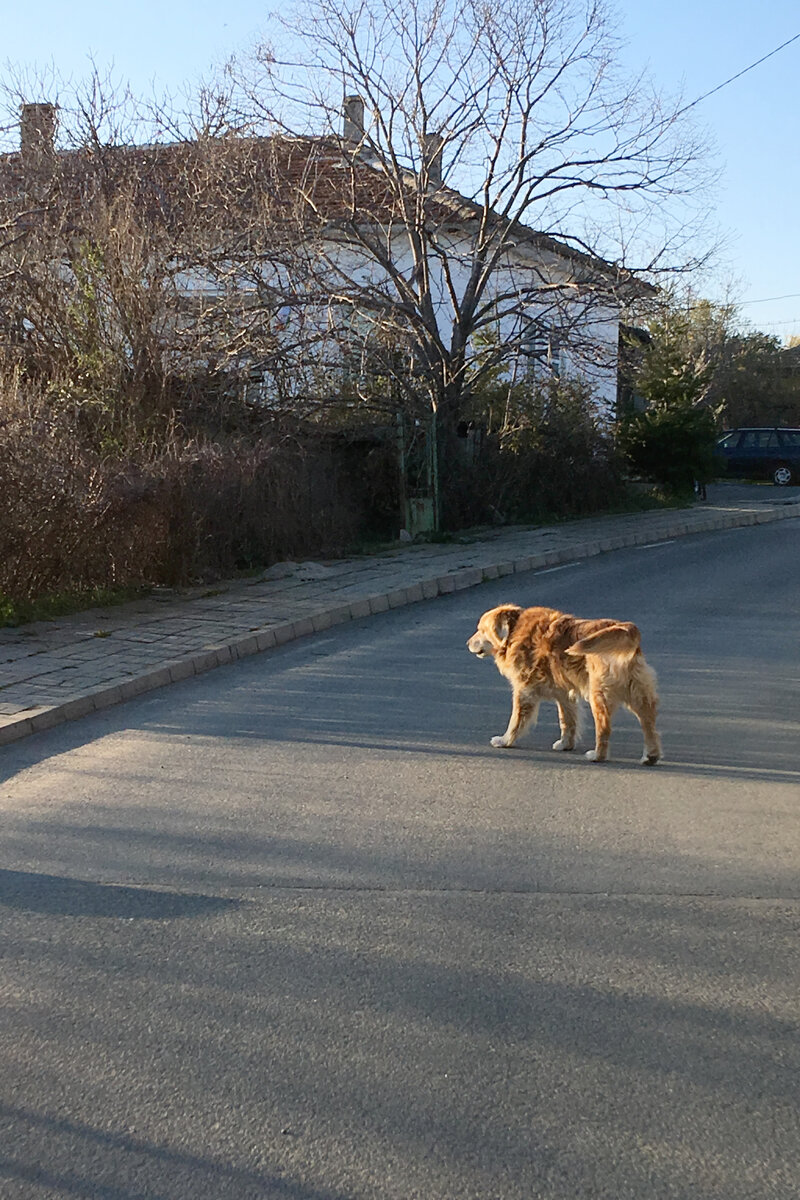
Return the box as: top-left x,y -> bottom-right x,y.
222,0 -> 713,453
1,10 -> 715,526
0,69 -> 336,440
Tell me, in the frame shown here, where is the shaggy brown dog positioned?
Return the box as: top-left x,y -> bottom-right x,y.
467,604 -> 661,764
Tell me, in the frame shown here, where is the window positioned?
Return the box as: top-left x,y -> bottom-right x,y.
523,323 -> 550,363
522,322 -> 562,378
716,431 -> 741,448
738,430 -> 777,449
778,430 -> 800,447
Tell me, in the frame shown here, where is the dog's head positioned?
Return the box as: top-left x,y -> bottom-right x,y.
467,605 -> 522,658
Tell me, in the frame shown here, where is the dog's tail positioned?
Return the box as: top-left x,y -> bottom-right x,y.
565,622 -> 641,659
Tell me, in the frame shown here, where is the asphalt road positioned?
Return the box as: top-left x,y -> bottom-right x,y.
1,519 -> 799,1200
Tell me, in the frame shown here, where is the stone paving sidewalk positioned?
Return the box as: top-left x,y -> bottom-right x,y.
2,486 -> 799,746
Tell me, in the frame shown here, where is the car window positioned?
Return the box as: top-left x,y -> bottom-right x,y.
716,432 -> 741,448
739,430 -> 777,449
778,430 -> 800,447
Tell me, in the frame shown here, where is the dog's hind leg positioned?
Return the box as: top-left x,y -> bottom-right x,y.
552,694 -> 579,751
491,690 -> 539,748
585,686 -> 614,762
626,662 -> 662,765
628,693 -> 661,764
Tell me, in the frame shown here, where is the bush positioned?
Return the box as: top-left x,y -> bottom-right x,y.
444,376 -> 627,526
0,381 -> 396,616
617,399 -> 717,494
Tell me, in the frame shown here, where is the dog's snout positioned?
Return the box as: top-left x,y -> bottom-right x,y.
468,630 -> 490,657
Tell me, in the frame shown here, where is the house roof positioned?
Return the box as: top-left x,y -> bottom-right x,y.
0,131 -> 649,294
1,135 -> 429,232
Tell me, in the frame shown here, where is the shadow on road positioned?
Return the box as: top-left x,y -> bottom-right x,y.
3,524 -> 800,1197
0,1102 -> 349,1200
2,889 -> 799,1199
0,867 -> 241,919
2,620 -> 800,1194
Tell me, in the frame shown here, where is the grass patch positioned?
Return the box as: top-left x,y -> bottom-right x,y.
592,483 -> 695,513
0,585 -> 150,629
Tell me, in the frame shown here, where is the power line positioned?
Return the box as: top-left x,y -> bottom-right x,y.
676,36 -> 800,338
740,292 -> 800,306
677,30 -> 800,116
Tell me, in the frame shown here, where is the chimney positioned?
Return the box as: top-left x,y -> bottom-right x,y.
421,132 -> 444,186
342,95 -> 365,143
20,102 -> 57,166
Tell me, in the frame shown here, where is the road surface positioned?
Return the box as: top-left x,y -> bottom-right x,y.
1,519 -> 799,1199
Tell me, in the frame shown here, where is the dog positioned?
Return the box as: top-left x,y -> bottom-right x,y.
467,604 -> 661,764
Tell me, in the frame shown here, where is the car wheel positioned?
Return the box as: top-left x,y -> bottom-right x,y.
773,464 -> 794,486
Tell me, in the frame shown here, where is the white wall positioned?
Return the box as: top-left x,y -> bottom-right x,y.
176,223 -> 621,411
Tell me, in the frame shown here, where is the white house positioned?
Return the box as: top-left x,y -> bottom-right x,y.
1,101 -> 638,414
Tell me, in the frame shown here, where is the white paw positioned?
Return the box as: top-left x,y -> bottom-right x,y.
491,735 -> 511,748
552,738 -> 575,751
585,749 -> 607,763
640,752 -> 660,766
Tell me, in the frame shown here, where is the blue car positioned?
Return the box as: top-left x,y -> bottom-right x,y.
714,427 -> 800,486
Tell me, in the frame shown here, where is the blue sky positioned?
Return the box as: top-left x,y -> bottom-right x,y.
3,0 -> 799,341
615,0 -> 800,341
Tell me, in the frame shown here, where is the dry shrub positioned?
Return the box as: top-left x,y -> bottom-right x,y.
0,391 -> 157,603
152,437 -> 368,583
0,380 -> 387,612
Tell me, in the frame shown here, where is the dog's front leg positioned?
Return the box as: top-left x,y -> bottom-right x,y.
491,690 -> 539,748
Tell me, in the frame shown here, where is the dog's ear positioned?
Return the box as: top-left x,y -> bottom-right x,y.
493,606 -> 520,646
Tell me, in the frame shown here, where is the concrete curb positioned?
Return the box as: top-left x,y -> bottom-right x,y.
1,501 -> 797,747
